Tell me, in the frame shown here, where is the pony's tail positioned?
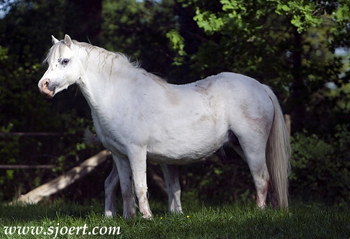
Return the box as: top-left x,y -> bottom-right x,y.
263,85 -> 291,209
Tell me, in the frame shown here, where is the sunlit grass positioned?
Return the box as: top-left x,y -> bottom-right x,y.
0,200 -> 349,238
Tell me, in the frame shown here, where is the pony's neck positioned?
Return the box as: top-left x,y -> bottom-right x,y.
73,42 -> 141,108
72,41 -> 172,116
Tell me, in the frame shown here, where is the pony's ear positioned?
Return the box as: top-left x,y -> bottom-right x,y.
51,35 -> 59,45
64,34 -> 73,48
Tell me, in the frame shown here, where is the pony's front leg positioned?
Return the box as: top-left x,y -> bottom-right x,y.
114,154 -> 136,219
128,148 -> 152,219
104,161 -> 119,218
160,164 -> 183,214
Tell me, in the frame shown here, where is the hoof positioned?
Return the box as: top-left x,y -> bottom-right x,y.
105,211 -> 115,218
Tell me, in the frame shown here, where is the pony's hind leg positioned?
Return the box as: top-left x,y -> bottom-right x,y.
249,155 -> 269,209
104,162 -> 119,218
160,164 -> 183,214
232,132 -> 270,208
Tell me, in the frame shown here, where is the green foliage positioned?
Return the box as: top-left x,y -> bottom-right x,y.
290,126 -> 350,206
101,0 -> 179,79
166,29 -> 186,65
274,0 -> 323,32
193,7 -> 225,33
183,0 -> 346,35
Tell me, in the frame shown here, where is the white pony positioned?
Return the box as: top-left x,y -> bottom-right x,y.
38,35 -> 290,219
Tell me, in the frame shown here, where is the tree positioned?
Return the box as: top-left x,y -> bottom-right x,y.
101,0 -> 182,81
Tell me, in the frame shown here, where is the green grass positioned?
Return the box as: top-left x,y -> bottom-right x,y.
0,200 -> 349,238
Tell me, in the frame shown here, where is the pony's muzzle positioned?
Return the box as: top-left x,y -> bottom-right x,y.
39,79 -> 55,98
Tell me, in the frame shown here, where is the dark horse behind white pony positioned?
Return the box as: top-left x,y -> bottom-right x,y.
38,35 -> 291,219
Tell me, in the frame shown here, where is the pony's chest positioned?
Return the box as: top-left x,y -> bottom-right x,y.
91,112 -> 128,155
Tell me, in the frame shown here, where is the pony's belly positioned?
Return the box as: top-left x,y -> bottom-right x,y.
145,124 -> 230,164
146,137 -> 227,165
147,151 -> 212,165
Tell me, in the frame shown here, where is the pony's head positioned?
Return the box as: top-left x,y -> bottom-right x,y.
38,34 -> 83,98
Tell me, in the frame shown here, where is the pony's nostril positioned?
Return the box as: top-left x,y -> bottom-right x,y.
43,79 -> 50,87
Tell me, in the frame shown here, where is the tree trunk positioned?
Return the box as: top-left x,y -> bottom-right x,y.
291,27 -> 305,132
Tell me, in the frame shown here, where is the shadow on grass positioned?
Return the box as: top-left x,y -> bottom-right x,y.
0,200 -> 105,223
0,198 -> 171,223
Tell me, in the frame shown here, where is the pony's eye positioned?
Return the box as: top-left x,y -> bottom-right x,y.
61,58 -> 70,66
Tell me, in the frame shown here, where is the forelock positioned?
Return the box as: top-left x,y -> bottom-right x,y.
42,41 -> 66,65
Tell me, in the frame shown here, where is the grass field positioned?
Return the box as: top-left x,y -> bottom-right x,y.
0,199 -> 349,238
